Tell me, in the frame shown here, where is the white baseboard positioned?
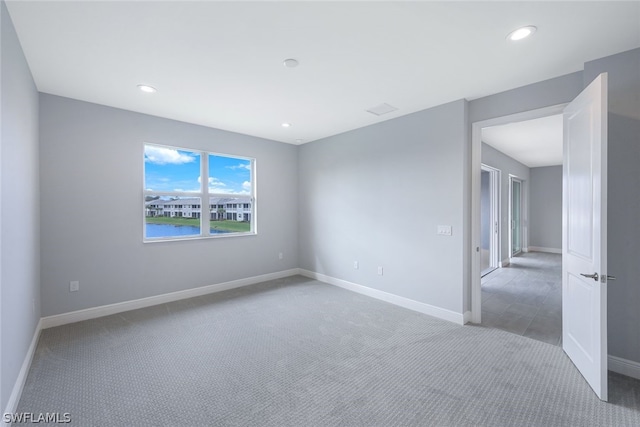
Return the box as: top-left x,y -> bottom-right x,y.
3,319 -> 42,421
41,269 -> 300,329
500,258 -> 510,268
299,269 -> 465,325
528,246 -> 562,254
609,355 -> 640,380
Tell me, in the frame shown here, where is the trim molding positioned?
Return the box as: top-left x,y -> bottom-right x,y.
609,355 -> 640,380
299,269 -> 465,325
463,311 -> 472,324
3,319 -> 42,419
500,258 -> 510,268
41,269 -> 300,329
528,246 -> 562,254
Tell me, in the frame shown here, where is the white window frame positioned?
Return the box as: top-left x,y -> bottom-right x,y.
143,143 -> 256,242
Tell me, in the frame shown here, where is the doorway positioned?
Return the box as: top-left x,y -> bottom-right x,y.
509,176 -> 523,257
472,74 -> 611,401
476,123 -> 562,344
481,165 -> 500,276
471,104 -> 566,328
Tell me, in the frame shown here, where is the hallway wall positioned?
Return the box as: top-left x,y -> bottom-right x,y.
529,166 -> 562,252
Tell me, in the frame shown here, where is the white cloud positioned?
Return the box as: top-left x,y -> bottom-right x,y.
198,176 -> 227,187
206,176 -> 250,194
227,163 -> 251,171
145,146 -> 196,165
209,188 -> 250,195
210,177 -> 226,186
206,176 -> 227,192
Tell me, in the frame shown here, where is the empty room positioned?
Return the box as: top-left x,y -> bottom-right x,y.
2,1 -> 640,425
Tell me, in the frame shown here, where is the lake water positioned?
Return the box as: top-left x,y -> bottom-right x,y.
146,224 -> 230,238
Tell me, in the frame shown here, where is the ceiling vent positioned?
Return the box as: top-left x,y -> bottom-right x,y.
366,103 -> 398,116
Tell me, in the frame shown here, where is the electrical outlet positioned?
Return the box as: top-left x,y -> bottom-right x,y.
437,225 -> 452,236
377,266 -> 384,276
354,261 -> 359,269
70,281 -> 79,292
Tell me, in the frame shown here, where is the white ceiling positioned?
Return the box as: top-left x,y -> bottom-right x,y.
6,1 -> 640,145
482,114 -> 563,168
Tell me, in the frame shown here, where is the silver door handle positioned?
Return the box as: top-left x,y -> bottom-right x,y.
606,275 -> 616,281
580,272 -> 599,281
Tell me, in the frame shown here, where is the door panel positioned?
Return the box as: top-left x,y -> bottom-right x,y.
562,72 -> 608,401
566,105 -> 594,260
566,273 -> 594,357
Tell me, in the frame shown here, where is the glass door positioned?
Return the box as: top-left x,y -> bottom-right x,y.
481,165 -> 500,276
510,177 -> 522,256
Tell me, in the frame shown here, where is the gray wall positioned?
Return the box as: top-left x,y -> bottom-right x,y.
39,94 -> 298,317
298,100 -> 468,315
529,166 -> 562,251
469,72 -> 584,123
0,1 -> 41,412
481,143 -> 530,263
584,48 -> 640,365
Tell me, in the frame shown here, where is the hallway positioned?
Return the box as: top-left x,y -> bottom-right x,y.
481,252 -> 562,346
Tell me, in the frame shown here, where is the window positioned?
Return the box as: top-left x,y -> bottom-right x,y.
144,143 -> 255,241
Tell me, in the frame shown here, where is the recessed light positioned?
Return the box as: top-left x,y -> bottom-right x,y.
283,58 -> 299,68
137,84 -> 157,93
282,123 -> 291,128
507,26 -> 537,41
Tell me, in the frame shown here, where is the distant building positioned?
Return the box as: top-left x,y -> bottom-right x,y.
145,197 -> 252,222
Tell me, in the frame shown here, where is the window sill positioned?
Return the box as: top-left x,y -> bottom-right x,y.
143,231 -> 257,244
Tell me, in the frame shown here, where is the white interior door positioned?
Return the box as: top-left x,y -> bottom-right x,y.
562,73 -> 608,401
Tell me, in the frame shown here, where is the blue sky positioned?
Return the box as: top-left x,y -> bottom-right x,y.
144,145 -> 251,194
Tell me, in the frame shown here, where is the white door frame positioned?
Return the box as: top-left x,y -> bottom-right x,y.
470,103 -> 567,324
481,164 -> 500,275
509,175 -> 524,258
